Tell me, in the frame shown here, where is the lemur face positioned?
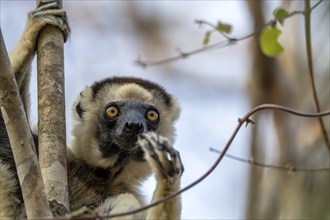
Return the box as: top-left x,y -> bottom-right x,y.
71,77 -> 180,168
98,100 -> 160,156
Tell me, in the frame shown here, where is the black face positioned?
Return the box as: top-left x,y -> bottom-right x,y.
97,100 -> 160,158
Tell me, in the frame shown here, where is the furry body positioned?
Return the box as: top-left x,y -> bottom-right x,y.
0,3 -> 183,219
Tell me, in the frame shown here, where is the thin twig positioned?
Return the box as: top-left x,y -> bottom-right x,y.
311,0 -> 324,10
209,148 -> 330,172
304,0 -> 330,151
65,104 -> 330,219
135,40 -> 233,67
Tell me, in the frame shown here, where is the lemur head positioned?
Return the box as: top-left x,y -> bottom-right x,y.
70,77 -> 180,168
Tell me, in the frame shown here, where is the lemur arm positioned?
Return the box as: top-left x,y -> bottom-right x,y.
10,2 -> 69,74
139,132 -> 183,219
96,132 -> 183,220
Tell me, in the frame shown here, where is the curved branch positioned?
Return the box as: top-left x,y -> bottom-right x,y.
304,0 -> 330,150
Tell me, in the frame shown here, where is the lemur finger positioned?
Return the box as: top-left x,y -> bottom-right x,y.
31,1 -> 64,20
32,16 -> 68,38
157,137 -> 183,176
173,150 -> 184,176
33,2 -> 60,13
141,133 -> 171,167
140,133 -> 178,178
29,3 -> 70,41
32,9 -> 67,18
138,137 -> 168,177
157,136 -> 177,157
140,138 -> 160,163
149,134 -> 172,165
154,138 -> 177,177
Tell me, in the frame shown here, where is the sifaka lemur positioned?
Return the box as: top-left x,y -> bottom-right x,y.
0,2 -> 183,219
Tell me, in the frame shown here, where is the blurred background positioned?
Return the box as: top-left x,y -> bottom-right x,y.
1,1 -> 329,219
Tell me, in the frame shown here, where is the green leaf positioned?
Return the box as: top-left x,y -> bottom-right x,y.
216,21 -> 232,34
260,27 -> 284,57
203,31 -> 212,45
273,8 -> 289,25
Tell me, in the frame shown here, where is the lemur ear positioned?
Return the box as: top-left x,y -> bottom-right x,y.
75,102 -> 84,118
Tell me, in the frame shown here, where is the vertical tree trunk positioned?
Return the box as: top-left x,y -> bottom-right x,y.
36,0 -> 69,214
0,29 -> 53,219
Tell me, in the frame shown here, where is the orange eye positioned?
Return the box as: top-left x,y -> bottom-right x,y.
146,109 -> 159,123
105,105 -> 119,118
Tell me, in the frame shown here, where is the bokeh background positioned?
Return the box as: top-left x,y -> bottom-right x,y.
1,1 -> 329,219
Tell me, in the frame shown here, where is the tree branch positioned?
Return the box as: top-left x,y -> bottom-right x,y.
304,0 -> 330,151
0,28 -> 53,219
36,0 -> 69,214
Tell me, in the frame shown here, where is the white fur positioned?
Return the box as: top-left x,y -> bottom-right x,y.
98,193 -> 146,220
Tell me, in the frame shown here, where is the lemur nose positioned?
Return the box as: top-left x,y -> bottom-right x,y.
124,122 -> 144,135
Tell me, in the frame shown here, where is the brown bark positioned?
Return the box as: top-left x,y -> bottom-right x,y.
36,0 -> 69,214
0,29 -> 53,219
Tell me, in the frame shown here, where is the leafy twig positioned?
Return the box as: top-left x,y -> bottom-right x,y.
135,0 -> 324,68
194,19 -> 233,41
135,24 -> 263,67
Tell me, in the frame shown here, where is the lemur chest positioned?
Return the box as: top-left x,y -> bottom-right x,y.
67,160 -> 140,211
67,162 -> 114,206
